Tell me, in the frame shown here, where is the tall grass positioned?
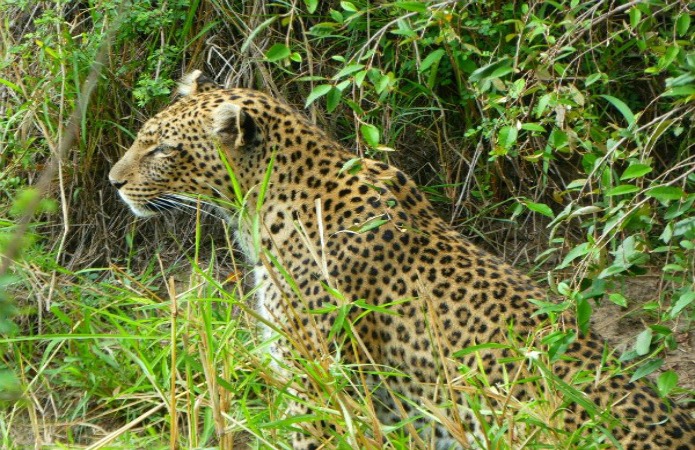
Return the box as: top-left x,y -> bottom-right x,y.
0,0 -> 693,447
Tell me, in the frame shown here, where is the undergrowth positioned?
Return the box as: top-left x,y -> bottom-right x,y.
0,0 -> 693,448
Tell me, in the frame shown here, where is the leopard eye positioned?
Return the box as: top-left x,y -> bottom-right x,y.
147,145 -> 175,158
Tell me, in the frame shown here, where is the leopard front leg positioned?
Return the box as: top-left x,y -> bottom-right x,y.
285,390 -> 334,450
256,276 -> 335,448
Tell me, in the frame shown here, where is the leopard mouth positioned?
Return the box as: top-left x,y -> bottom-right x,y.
142,197 -> 177,214
116,190 -> 164,218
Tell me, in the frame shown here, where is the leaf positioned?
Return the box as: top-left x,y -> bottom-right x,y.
265,43 -> 291,62
360,124 -> 380,147
628,7 -> 641,28
354,70 -> 367,87
658,46 -> 680,70
608,293 -> 628,307
646,186 -> 684,202
620,164 -> 652,180
676,13 -> 691,37
576,298 -> 592,335
634,328 -> 652,356
600,95 -> 635,127
605,184 -> 639,196
333,63 -> 365,80
548,128 -> 568,149
375,73 -> 390,93
663,86 -> 695,97
558,242 -> 591,269
535,93 -> 551,118
395,1 -> 428,12
420,49 -> 446,72
673,216 -> 695,238
566,179 -> 587,190
498,125 -> 518,150
671,290 -> 695,318
305,84 -> 332,107
469,58 -> 513,82
521,123 -> 545,132
585,72 -> 602,87
0,77 -> 21,94
304,0 -> 318,13
657,370 -> 679,397
629,358 -> 663,383
339,157 -> 362,174
453,342 -> 511,358
523,200 -> 554,218
351,217 -> 389,234
340,1 -> 357,12
326,88 -> 342,113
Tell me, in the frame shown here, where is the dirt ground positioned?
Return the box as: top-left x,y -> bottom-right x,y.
590,275 -> 695,390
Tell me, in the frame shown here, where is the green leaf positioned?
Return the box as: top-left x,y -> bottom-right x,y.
340,1 -> 357,12
660,222 -> 674,243
265,43 -> 291,62
375,73 -> 391,93
305,84 -> 332,107
585,72 -> 602,87
628,7 -> 641,28
0,77 -> 21,94
558,242 -> 591,269
676,13 -> 691,37
663,86 -> 695,97
663,263 -> 685,273
629,358 -> 663,383
333,63 -> 365,80
339,157 -> 362,175
453,342 -> 511,358
522,200 -> 554,218
395,1 -> 428,12
521,123 -> 545,132
360,124 -> 380,147
658,46 -> 680,70
657,370 -> 679,397
605,184 -> 639,196
634,328 -> 652,356
535,94 -> 551,118
671,290 -> 694,318
420,49 -> 445,72
304,0 -> 318,13
620,164 -> 652,180
646,186 -> 684,202
674,217 -> 695,238
600,95 -> 635,127
608,293 -> 628,308
576,298 -> 592,335
326,88 -> 342,113
351,216 -> 389,234
548,128 -> 568,149
498,125 -> 518,150
469,58 -> 513,82
0,371 -> 22,403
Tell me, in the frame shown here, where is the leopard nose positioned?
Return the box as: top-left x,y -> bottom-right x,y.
110,178 -> 127,189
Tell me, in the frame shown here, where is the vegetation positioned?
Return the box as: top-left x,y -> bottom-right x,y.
1,0 -> 693,448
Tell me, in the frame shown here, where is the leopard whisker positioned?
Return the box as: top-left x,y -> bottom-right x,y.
159,194 -> 225,220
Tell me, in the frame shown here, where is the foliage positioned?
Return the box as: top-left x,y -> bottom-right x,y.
0,0 -> 692,448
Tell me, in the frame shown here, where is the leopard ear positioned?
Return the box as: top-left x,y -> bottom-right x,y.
212,103 -> 259,149
177,70 -> 220,97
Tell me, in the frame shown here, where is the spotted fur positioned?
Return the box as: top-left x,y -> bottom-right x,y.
109,71 -> 694,449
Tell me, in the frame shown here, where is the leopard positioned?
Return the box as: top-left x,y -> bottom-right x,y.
109,70 -> 694,449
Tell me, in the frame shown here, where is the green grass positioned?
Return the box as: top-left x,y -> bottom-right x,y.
1,0 -> 693,448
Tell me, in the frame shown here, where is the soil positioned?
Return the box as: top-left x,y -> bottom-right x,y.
590,274 -> 695,391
